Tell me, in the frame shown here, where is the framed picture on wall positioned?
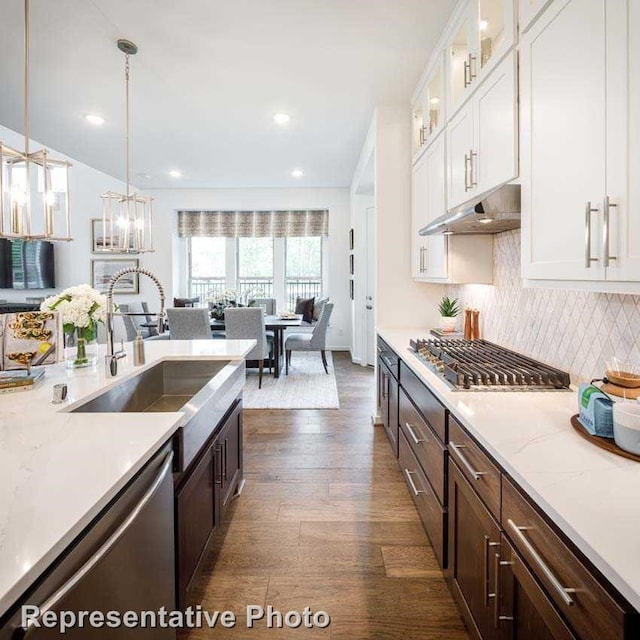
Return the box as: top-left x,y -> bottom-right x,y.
91,259 -> 139,294
349,254 -> 354,275
91,218 -> 138,253
350,279 -> 354,301
349,228 -> 354,251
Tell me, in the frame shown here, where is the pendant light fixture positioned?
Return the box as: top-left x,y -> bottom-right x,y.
0,0 -> 72,241
99,39 -> 154,254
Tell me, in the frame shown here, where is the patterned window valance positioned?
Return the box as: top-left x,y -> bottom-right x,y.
177,209 -> 329,238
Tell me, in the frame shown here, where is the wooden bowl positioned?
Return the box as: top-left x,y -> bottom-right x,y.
606,370 -> 640,388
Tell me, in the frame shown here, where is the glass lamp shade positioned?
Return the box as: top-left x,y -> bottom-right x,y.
100,190 -> 154,253
0,143 -> 72,240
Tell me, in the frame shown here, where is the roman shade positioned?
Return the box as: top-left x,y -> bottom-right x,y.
177,210 -> 329,238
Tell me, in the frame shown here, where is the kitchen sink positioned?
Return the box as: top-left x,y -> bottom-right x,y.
71,360 -> 230,413
69,358 -> 246,471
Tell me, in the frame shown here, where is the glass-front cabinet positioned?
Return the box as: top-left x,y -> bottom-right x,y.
412,57 -> 445,157
446,0 -> 515,116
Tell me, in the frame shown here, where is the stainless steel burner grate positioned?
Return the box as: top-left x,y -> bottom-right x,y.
409,338 -> 571,391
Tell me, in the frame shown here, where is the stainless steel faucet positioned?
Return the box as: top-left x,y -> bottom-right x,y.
105,266 -> 166,376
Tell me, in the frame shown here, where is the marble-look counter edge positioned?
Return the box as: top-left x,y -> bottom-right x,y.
0,339 -> 255,619
378,327 -> 640,612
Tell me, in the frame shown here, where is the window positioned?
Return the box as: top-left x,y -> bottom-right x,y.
187,236 -> 323,311
189,237 -> 226,300
285,237 -> 322,309
237,237 -> 274,298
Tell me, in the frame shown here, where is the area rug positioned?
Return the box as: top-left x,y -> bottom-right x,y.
242,351 -> 339,409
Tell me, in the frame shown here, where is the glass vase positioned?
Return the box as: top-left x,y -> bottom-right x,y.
66,327 -> 98,369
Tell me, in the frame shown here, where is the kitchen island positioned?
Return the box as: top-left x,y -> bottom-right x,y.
0,339 -> 255,620
379,327 -> 640,639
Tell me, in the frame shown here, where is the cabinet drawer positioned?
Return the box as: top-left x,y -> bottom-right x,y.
448,415 -> 501,519
377,336 -> 399,380
502,477 -> 635,640
399,361 -> 446,442
399,388 -> 446,505
399,431 -> 447,568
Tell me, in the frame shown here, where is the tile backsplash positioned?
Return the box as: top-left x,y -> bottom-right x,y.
448,230 -> 640,384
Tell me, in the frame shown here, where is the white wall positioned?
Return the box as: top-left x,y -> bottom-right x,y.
350,107 -> 445,365
142,188 -> 352,350
0,124 -> 128,302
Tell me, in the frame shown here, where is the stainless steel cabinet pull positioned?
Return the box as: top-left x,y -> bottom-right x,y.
507,519 -> 576,607
223,438 -> 228,480
464,153 -> 471,191
469,149 -> 478,188
603,196 -> 618,268
483,535 -> 500,605
585,202 -> 599,268
450,442 -> 487,480
20,451 -> 174,637
494,554 -> 514,627
405,422 -> 426,445
419,125 -> 425,146
468,54 -> 477,82
404,469 -> 425,496
463,59 -> 470,88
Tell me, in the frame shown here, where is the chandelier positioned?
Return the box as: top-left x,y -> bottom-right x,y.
0,0 -> 72,241
99,39 -> 154,254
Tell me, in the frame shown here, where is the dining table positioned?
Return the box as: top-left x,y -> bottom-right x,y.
209,314 -> 303,378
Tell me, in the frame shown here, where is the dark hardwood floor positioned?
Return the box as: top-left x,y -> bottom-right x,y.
181,352 -> 469,638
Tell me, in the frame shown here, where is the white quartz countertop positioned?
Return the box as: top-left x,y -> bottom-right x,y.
0,339 -> 255,618
378,327 -> 640,611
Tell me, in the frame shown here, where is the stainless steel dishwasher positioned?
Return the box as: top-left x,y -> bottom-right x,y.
0,445 -> 176,639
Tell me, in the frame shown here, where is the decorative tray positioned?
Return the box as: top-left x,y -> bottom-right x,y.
570,414 -> 640,462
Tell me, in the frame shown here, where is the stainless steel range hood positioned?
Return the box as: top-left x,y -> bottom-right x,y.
419,184 -> 521,236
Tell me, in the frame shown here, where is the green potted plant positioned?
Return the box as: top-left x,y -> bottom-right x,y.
438,296 -> 460,333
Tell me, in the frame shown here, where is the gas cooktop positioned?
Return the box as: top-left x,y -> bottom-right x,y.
409,338 -> 571,391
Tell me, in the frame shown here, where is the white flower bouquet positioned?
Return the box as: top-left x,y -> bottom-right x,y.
41,284 -> 107,342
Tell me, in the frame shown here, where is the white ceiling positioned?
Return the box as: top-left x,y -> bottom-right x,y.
0,0 -> 455,189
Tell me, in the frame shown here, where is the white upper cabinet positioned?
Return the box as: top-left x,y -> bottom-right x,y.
412,131 -> 493,284
412,133 -> 448,281
518,0 -> 555,34
446,0 -> 515,117
521,0 -> 640,286
447,51 -> 518,210
412,57 -> 446,158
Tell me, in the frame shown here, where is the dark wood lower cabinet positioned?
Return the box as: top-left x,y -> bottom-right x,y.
219,401 -> 243,520
498,534 -> 577,640
377,356 -> 398,456
448,458 -> 501,640
175,398 -> 243,609
176,444 -> 216,609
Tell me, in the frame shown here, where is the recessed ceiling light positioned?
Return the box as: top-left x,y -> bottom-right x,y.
84,113 -> 105,126
479,20 -> 489,31
136,172 -> 152,180
291,169 -> 304,178
273,113 -> 291,125
478,217 -> 494,224
443,230 -> 454,235
430,97 -> 440,105
169,170 -> 182,178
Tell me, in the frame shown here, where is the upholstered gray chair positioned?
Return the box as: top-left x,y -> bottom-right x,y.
250,298 -> 276,315
166,308 -> 212,340
285,302 -> 334,374
119,302 -> 158,340
224,307 -> 272,388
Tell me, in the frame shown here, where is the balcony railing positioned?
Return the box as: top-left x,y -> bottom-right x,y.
189,278 -> 225,303
188,277 -> 322,311
285,279 -> 322,310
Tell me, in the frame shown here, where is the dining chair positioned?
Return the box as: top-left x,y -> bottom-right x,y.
250,297 -> 276,315
285,302 -> 334,375
119,302 -> 158,340
224,307 -> 273,389
166,308 -> 212,340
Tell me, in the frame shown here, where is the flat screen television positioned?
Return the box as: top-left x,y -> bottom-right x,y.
0,239 -> 55,289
